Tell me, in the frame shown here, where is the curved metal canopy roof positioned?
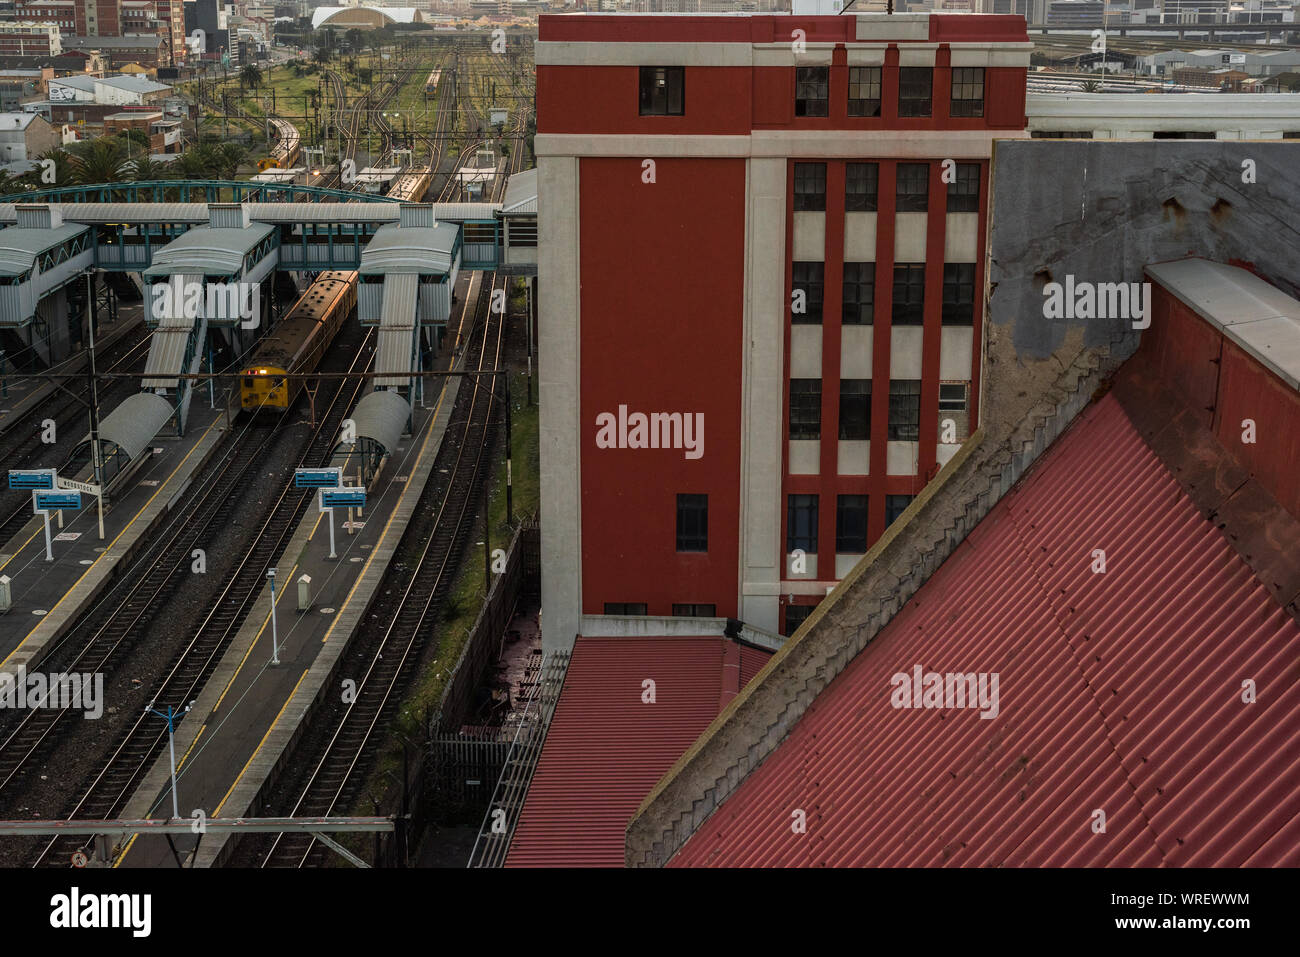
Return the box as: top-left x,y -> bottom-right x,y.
350,388 -> 410,457
142,223 -> 275,278
79,392 -> 174,461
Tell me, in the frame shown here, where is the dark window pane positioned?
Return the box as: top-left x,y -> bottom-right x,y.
886,494 -> 915,526
604,602 -> 648,615
842,262 -> 875,325
792,261 -> 824,323
795,66 -> 829,117
942,263 -> 975,325
789,379 -> 822,440
888,380 -> 921,441
898,67 -> 932,117
950,67 -> 984,118
676,493 -> 708,552
639,66 -> 685,116
845,162 -> 878,212
787,494 -> 819,553
784,602 -> 813,637
836,494 -> 868,552
947,162 -> 980,212
839,378 -> 872,439
847,66 -> 881,117
939,382 -> 968,412
892,263 -> 925,325
896,162 -> 929,212
793,162 -> 826,211
672,603 -> 716,617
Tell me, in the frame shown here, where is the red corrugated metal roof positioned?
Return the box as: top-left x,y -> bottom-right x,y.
505,636 -> 771,867
671,394 -> 1300,867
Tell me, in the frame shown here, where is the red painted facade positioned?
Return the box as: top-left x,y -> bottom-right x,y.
578,157 -> 746,617
1141,279 -> 1300,519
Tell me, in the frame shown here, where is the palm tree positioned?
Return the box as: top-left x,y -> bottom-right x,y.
241,64 -> 263,91
33,147 -> 73,188
129,155 -> 170,182
174,147 -> 215,180
214,142 -> 246,179
1081,79 -> 1101,93
70,137 -> 126,184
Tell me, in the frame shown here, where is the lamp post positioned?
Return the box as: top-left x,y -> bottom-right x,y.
146,701 -> 194,820
267,567 -> 280,665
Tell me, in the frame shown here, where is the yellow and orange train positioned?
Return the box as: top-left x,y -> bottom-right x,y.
239,270 -> 357,412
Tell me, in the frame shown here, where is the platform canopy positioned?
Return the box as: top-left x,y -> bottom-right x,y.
351,388 -> 411,456
360,222 -> 460,276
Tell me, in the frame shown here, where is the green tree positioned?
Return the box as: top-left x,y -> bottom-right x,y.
70,137 -> 126,184
129,155 -> 171,182
241,63 -> 263,90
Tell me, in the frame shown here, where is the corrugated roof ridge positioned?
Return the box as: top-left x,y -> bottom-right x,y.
627,339 -> 1132,867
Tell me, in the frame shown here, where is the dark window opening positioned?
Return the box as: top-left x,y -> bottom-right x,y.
639,66 -> 684,116
794,162 -> 827,211
604,602 -> 648,615
789,379 -> 822,440
676,493 -> 708,552
842,262 -> 875,325
784,602 -> 814,637
898,67 -> 932,117
795,66 -> 829,117
787,494 -> 819,554
896,162 -> 929,212
950,67 -> 984,118
888,380 -> 922,441
939,382 -> 968,413
942,263 -> 976,325
836,494 -> 869,553
672,603 -> 717,617
886,494 -> 915,527
792,261 -> 824,323
892,263 -> 926,325
847,66 -> 881,117
947,162 -> 980,212
839,378 -> 872,440
845,162 -> 879,212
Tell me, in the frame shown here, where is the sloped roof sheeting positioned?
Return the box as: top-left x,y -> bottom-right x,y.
83,392 -> 174,461
142,273 -> 200,387
506,637 -> 771,868
143,224 -> 274,278
499,168 -> 537,216
351,388 -> 409,456
670,394 -> 1300,868
0,224 -> 88,275
374,273 -> 418,388
360,222 -> 458,276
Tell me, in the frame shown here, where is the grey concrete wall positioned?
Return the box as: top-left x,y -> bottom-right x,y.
985,139 -> 1299,431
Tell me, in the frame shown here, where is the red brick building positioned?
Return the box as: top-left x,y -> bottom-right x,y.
538,12 -> 1032,648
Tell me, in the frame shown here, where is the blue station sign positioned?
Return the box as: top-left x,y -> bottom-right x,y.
34,490 -> 82,511
9,469 -> 56,490
295,467 -> 343,489
320,488 -> 366,509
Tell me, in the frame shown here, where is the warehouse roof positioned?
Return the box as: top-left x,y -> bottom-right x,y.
505,636 -> 770,868
669,390 -> 1300,867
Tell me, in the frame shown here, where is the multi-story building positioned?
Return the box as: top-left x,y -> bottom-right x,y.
0,21 -> 62,56
538,12 -> 1032,649
10,0 -> 185,64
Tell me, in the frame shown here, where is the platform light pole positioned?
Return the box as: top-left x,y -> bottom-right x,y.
85,270 -> 105,540
267,568 -> 281,665
146,701 -> 193,820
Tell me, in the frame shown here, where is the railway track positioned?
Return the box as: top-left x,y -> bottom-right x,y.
247,130 -> 527,868
0,321 -> 150,548
0,325 -> 374,867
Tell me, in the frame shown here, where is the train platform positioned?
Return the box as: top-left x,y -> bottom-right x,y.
115,268 -> 491,868
0,403 -> 229,673
114,377 -> 461,868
